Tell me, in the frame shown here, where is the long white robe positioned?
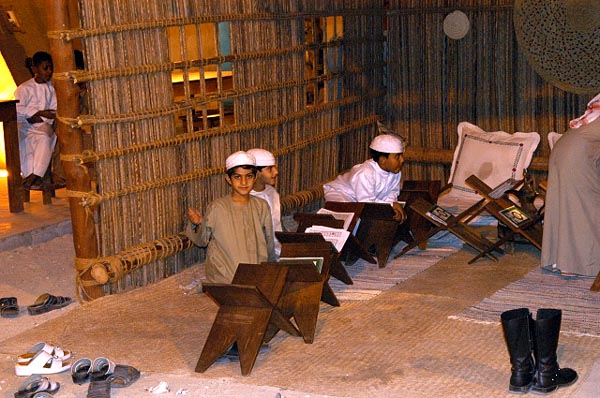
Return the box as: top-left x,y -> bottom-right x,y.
14,78 -> 57,177
185,195 -> 276,283
323,159 -> 401,203
541,119 -> 600,276
250,185 -> 282,256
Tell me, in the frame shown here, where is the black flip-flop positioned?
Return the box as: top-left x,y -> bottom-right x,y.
27,294 -> 73,316
0,297 -> 19,318
107,365 -> 141,388
13,375 -> 60,398
71,358 -> 92,385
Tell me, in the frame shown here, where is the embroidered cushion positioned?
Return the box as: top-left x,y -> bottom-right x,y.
439,122 -> 540,209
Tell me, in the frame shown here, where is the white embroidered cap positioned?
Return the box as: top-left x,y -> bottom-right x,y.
225,151 -> 256,171
369,134 -> 405,154
247,148 -> 276,167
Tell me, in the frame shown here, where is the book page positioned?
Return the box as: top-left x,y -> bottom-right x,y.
316,208 -> 355,230
489,178 -> 521,199
305,225 -> 350,252
279,257 -> 324,273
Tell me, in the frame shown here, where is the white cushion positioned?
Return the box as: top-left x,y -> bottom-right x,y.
439,122 -> 540,210
547,132 -> 562,150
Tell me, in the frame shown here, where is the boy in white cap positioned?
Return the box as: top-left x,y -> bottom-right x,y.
247,148 -> 282,257
185,150 -> 277,283
323,131 -> 407,222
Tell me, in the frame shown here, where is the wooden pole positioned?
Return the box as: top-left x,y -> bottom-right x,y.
46,0 -> 103,299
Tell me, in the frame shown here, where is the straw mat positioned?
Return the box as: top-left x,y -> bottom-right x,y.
328,232 -> 462,301
2,242 -> 600,397
450,268 -> 600,337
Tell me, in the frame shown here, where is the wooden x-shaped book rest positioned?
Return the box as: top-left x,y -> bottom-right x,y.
195,263 -> 300,376
324,201 -> 402,268
394,197 -> 502,264
465,175 -> 543,251
276,231 -> 343,307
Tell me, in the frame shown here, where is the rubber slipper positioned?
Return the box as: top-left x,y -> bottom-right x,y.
14,350 -> 71,376
1,297 -> 20,318
87,378 -> 111,398
71,358 -> 92,385
17,342 -> 71,364
107,364 -> 140,388
89,357 -> 115,381
14,375 -> 60,398
27,294 -> 73,316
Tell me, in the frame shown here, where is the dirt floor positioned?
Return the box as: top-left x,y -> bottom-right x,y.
0,234 -> 598,398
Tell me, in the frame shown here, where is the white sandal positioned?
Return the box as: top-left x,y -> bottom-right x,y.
16,342 -> 71,364
15,350 -> 71,376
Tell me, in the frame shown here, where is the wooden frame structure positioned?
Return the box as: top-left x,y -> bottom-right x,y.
43,0 -> 596,299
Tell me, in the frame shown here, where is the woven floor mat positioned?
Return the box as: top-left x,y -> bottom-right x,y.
450,267 -> 600,337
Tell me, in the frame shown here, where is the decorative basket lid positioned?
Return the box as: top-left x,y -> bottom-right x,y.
443,11 -> 470,40
514,0 -> 600,94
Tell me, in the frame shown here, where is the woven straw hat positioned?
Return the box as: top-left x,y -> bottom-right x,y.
514,0 -> 600,94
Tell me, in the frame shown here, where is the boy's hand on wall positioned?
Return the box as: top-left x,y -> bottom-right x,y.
188,207 -> 203,225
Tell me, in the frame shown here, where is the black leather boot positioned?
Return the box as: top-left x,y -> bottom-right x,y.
501,308 -> 535,393
531,308 -> 578,394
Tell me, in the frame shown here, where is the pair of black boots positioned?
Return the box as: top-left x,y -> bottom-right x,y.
501,308 -> 577,394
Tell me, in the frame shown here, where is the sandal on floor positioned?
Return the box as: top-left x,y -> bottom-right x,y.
1,297 -> 20,318
71,358 -> 92,385
15,350 -> 71,376
17,342 -> 71,364
27,294 -> 73,316
89,358 -> 115,381
107,364 -> 140,388
14,375 -> 60,398
87,379 -> 111,398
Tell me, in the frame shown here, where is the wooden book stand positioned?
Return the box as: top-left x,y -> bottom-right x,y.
398,180 -> 442,250
465,175 -> 543,251
394,197 -> 502,264
276,231 -> 344,306
263,255 -> 327,344
284,220 -> 353,286
324,201 -> 402,268
195,263 -> 300,376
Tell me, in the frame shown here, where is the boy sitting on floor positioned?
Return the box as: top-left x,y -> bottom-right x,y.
323,129 -> 407,223
247,148 -> 282,257
185,151 -> 277,284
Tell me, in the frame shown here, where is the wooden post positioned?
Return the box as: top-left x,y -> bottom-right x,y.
46,0 -> 103,299
0,100 -> 23,213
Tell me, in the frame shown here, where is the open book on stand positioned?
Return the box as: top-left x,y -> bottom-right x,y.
316,208 -> 354,230
425,204 -> 453,226
304,225 -> 350,252
279,257 -> 324,273
499,205 -> 531,228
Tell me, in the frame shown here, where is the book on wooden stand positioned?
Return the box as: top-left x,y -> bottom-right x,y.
316,208 -> 355,230
304,225 -> 350,252
279,257 -> 324,273
425,204 -> 453,226
499,205 -> 531,228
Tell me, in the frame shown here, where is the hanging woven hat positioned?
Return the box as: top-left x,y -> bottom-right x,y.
514,0 -> 600,94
